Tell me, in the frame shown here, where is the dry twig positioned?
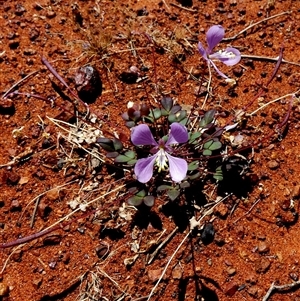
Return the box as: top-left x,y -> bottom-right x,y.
262,280 -> 300,301
223,11 -> 291,41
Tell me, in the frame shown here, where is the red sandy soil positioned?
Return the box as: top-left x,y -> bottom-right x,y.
1,1 -> 300,301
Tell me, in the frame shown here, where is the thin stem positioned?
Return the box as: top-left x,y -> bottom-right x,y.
241,54 -> 300,67
222,11 -> 291,41
0,183 -> 126,249
249,89 -> 299,116
262,280 -> 300,301
201,63 -> 212,110
146,195 -> 229,301
2,70 -> 39,99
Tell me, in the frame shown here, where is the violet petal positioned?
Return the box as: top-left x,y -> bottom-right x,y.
206,25 -> 225,53
166,153 -> 187,182
209,60 -> 229,79
134,155 -> 157,183
131,124 -> 157,146
218,47 -> 241,66
197,42 -> 208,60
166,123 -> 188,145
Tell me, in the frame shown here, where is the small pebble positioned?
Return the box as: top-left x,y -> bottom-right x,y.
48,260 -> 57,269
11,249 -> 23,262
0,99 -> 14,114
255,257 -> 271,273
290,272 -> 299,281
77,227 -> 85,234
46,188 -> 60,201
227,267 -> 236,276
280,199 -> 291,211
10,199 -> 21,211
6,171 -> 20,185
258,241 -> 270,253
267,160 -> 279,170
258,31 -> 267,38
172,265 -> 183,279
29,28 -> 40,41
235,225 -> 245,239
95,244 -> 109,259
232,66 -> 243,77
224,283 -> 239,296
214,233 -> 225,246
247,286 -> 259,298
46,11 -> 56,18
148,268 -> 165,283
15,3 -> 26,15
34,169 -> 46,180
37,198 -> 51,218
32,278 -> 43,289
23,48 -> 37,56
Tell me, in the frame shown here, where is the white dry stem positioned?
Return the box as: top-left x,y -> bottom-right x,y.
0,245 -> 24,274
201,63 -> 212,110
42,183 -> 126,233
241,54 -> 300,68
2,70 -> 39,99
262,280 -> 300,301
222,11 -> 291,41
146,195 -> 230,301
47,116 -> 105,163
19,179 -> 79,222
249,89 -> 300,117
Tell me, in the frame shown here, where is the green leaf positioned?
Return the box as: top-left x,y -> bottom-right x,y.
177,110 -> 187,120
126,121 -> 136,128
179,118 -> 188,126
179,181 -> 190,189
167,189 -> 180,201
127,159 -> 137,165
161,108 -> 169,116
112,138 -> 123,151
136,190 -> 146,197
188,172 -> 201,180
124,150 -> 135,159
203,140 -> 222,151
143,195 -> 155,207
200,109 -> 216,127
168,110 -> 187,123
188,161 -> 199,171
168,114 -> 177,123
209,141 -> 222,150
170,105 -> 181,114
114,155 -> 131,163
149,108 -> 162,120
161,97 -> 173,112
203,149 -> 212,156
213,166 -> 223,181
189,132 -> 201,144
106,151 -> 119,158
127,196 -> 143,206
157,185 -> 173,192
96,137 -> 114,152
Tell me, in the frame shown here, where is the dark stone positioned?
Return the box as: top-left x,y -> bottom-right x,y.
75,65 -> 102,103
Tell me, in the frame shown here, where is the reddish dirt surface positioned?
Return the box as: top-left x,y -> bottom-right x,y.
1,1 -> 300,301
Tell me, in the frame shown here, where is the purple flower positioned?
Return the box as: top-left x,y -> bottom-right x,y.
131,123 -> 188,183
198,25 -> 241,79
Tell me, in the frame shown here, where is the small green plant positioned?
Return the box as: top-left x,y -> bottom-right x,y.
98,96 -> 242,206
